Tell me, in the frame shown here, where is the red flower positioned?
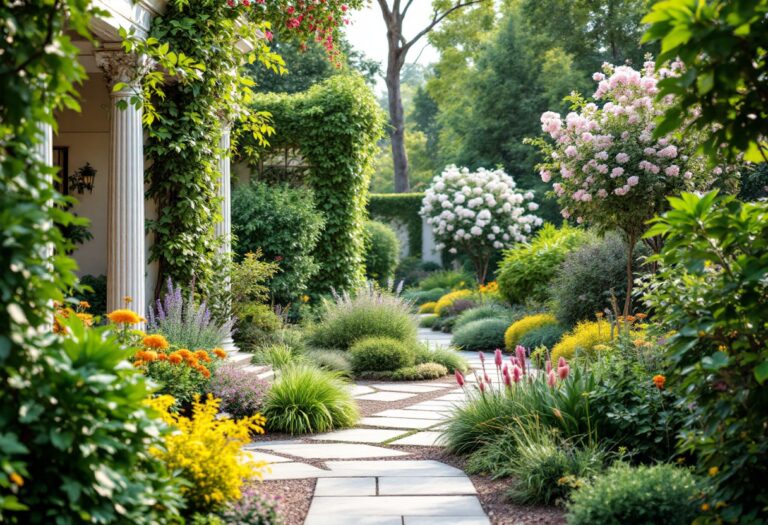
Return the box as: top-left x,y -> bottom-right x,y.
455,370 -> 465,387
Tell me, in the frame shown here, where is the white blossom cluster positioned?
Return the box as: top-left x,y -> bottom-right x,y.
420,165 -> 542,254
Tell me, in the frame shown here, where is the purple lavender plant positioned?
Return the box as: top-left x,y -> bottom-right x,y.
208,363 -> 269,419
147,278 -> 234,350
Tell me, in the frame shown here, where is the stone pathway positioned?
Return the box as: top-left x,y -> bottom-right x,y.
249,328 -> 492,525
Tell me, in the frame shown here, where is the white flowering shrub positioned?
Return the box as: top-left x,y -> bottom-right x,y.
420,165 -> 542,283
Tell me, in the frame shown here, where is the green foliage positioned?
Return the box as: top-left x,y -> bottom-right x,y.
303,349 -> 352,377
497,224 -> 592,305
390,362 -> 448,381
452,318 -> 509,351
363,220 -> 400,284
73,274 -> 107,316
518,324 -> 566,350
350,337 -> 415,373
240,75 -> 386,297
308,285 -> 417,350
263,364 -> 359,434
367,193 -> 424,257
413,345 -> 469,373
419,314 -> 439,329
402,287 -> 448,305
552,234 -> 638,327
232,181 -> 324,304
394,257 -> 442,288
738,163 -> 768,201
642,0 -> 768,163
453,304 -> 520,332
642,192 -> 768,522
419,270 -> 474,291
505,314 -> 559,350
252,344 -> 296,371
566,463 -> 699,525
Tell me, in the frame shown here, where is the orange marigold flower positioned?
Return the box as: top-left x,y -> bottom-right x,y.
76,312 -> 94,326
142,334 -> 169,350
653,374 -> 666,390
177,349 -> 192,359
135,350 -> 147,361
156,353 -> 168,361
635,313 -> 647,319
143,350 -> 159,362
79,301 -> 91,310
9,473 -> 23,487
199,367 -> 211,378
107,309 -> 141,325
134,360 -> 145,367
195,350 -> 211,362
625,315 -> 637,323
213,348 -> 227,359
168,353 -> 183,364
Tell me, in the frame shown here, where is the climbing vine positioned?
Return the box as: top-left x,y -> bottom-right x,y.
368,193 -> 424,257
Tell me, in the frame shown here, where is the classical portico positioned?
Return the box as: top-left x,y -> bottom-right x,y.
39,0 -> 234,317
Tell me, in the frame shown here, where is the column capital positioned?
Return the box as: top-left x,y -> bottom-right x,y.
95,49 -> 153,93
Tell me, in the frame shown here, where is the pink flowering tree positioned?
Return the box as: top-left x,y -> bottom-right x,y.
530,59 -> 731,315
420,165 -> 542,284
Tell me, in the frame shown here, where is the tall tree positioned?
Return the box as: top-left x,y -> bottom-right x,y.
376,0 -> 488,192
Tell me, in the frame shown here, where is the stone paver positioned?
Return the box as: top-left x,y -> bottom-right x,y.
315,477 -> 376,496
370,383 -> 446,393
261,462 -> 334,480
305,516 -> 401,525
253,442 -> 408,459
379,476 -> 476,495
351,385 -> 377,396
356,391 -> 417,402
404,517 -> 491,525
389,431 -> 443,447
306,495 -> 485,517
241,450 -> 292,464
311,428 -> 407,444
324,460 -> 463,477
360,416 -> 439,430
373,409 -> 450,420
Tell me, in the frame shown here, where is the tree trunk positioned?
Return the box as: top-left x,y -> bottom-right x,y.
386,55 -> 409,193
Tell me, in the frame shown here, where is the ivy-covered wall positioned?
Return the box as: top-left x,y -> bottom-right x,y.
240,75 -> 385,296
367,193 -> 424,258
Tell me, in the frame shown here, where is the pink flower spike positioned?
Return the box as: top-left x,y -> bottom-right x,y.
547,370 -> 557,387
479,381 -> 486,393
516,345 -> 527,374
503,372 -> 512,387
546,361 -> 552,375
478,351 -> 485,363
502,363 -> 509,376
558,364 -> 570,380
558,357 -> 567,369
494,348 -> 503,368
484,372 -> 491,385
512,365 -> 522,383
455,370 -> 465,387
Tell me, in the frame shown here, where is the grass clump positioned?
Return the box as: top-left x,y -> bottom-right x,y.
303,349 -> 352,377
263,364 -> 359,434
402,287 -> 448,305
251,344 -> 296,370
419,314 -> 439,328
418,270 -> 474,291
414,344 -> 468,373
453,304 -> 521,331
390,362 -> 448,380
350,337 -> 415,373
452,318 -> 509,351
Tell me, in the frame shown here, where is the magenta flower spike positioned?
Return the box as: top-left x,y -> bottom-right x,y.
503,372 -> 512,388
547,370 -> 557,387
484,372 -> 491,385
512,364 -> 522,383
558,363 -> 570,380
558,356 -> 568,369
455,369 -> 465,387
478,351 -> 486,363
479,381 -> 486,393
515,345 -> 527,374
494,348 -> 503,368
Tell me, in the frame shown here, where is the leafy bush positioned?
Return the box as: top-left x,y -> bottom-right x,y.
444,298 -> 479,318
403,287 -> 448,305
148,278 -> 234,350
518,324 -> 566,351
552,234 -> 640,327
507,429 -> 607,506
229,251 -> 281,342
391,362 -> 448,380
434,289 -> 474,317
419,314 -> 439,328
566,463 -> 699,525
395,256 -> 442,287
497,224 -> 592,305
263,364 -> 359,434
236,303 -> 281,333
303,349 -> 352,376
363,220 -> 400,283
642,192 -> 768,521
414,345 -> 469,373
232,181 -> 324,303
220,487 -> 285,525
453,304 -> 520,331
504,314 -> 557,350
418,301 -> 437,314
418,270 -> 474,291
452,318 -> 509,351
308,284 -> 417,349
350,337 -> 415,373
208,364 -> 269,419
551,320 -> 612,364
73,274 -> 107,315
148,394 -> 267,515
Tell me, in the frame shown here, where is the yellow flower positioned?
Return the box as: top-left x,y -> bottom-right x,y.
301,294 -> 310,303
142,334 -> 170,350
9,473 -> 23,487
78,301 -> 91,310
653,374 -> 666,390
701,503 -> 710,512
123,296 -> 133,304
107,309 -> 141,325
708,466 -> 719,477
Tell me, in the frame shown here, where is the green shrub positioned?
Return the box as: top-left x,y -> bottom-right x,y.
395,257 -> 442,287
452,318 -> 509,351
390,362 -> 448,380
497,224 -> 592,305
419,314 -> 439,328
413,344 -> 468,373
453,304 -> 520,331
402,287 -> 447,305
263,364 -> 359,434
251,344 -> 297,370
304,349 -> 352,377
308,285 -> 417,349
418,270 -> 474,291
363,220 -> 400,283
350,337 -> 415,373
73,274 -> 107,315
552,234 -> 643,327
518,324 -> 566,350
237,304 -> 281,332
566,463 -> 699,525
232,181 -> 324,303
504,313 -> 557,350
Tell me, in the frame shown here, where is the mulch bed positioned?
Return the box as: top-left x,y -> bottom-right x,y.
257,478 -> 316,525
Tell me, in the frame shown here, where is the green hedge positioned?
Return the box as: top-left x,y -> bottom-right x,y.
368,193 -> 424,257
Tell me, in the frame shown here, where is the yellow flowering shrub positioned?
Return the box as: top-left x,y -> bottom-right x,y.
147,394 -> 267,514
434,289 -> 473,317
418,301 -> 437,314
504,313 -> 558,350
551,320 -> 612,364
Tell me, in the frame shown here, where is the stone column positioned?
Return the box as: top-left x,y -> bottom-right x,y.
215,123 -> 237,351
96,50 -> 148,316
35,121 -> 54,260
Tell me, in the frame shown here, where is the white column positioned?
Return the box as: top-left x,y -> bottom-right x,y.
215,124 -> 237,351
96,50 -> 147,316
35,122 -> 54,260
